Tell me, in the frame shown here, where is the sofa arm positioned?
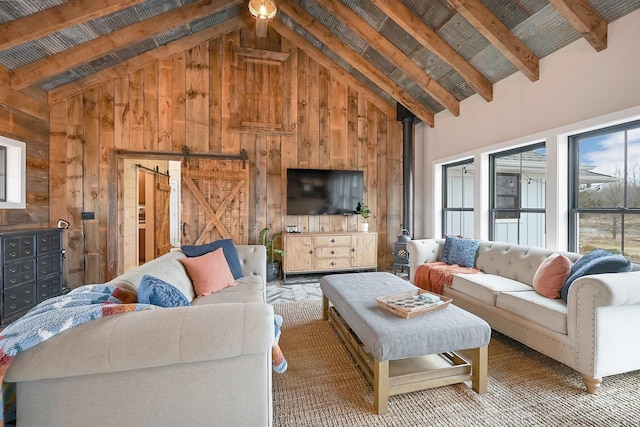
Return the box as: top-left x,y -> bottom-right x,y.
407,239 -> 443,283
5,302 -> 274,382
569,271 -> 640,308
237,244 -> 267,285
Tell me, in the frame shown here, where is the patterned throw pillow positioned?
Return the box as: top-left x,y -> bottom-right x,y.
181,239 -> 244,279
137,275 -> 190,307
440,236 -> 480,268
561,249 -> 632,302
179,248 -> 238,296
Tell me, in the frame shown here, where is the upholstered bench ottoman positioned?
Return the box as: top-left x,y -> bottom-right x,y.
320,272 -> 491,414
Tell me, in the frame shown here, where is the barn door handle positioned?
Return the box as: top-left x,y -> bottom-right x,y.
331,238 -> 335,243
309,250 -> 313,255
182,222 -> 188,237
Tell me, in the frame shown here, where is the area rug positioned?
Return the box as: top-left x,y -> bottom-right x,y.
273,300 -> 640,426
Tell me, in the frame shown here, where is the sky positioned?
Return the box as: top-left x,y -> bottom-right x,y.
579,126 -> 640,176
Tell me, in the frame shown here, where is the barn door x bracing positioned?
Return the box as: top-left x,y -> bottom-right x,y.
181,159 -> 249,245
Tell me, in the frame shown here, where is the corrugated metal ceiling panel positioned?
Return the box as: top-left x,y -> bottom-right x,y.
331,20 -> 368,54
437,13 -> 488,62
0,0 -> 64,24
378,19 -> 420,57
400,0 -> 454,30
410,46 -> 455,81
362,46 -> 397,77
342,0 -> 387,30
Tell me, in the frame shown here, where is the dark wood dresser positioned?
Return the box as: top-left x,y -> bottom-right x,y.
0,228 -> 64,325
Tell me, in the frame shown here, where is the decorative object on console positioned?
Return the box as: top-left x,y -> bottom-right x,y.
360,204 -> 371,232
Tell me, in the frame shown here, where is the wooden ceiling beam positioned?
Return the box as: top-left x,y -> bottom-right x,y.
269,19 -> 396,119
548,0 -> 607,52
12,0 -> 242,90
48,16 -> 246,105
370,0 -> 492,103
278,0 -> 434,127
316,0 -> 460,116
446,0 -> 539,82
0,0 -> 147,51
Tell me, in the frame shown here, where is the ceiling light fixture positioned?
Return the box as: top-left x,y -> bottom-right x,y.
248,0 -> 277,38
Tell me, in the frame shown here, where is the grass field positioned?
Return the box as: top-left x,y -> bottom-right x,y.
578,213 -> 640,262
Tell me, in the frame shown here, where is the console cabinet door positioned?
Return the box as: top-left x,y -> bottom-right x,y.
351,233 -> 378,268
283,235 -> 315,272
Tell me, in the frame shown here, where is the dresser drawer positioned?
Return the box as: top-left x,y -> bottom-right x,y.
315,235 -> 350,246
37,276 -> 62,302
37,230 -> 62,255
4,282 -> 36,317
315,258 -> 351,270
316,246 -> 351,258
37,253 -> 63,277
3,235 -> 35,262
3,258 -> 36,288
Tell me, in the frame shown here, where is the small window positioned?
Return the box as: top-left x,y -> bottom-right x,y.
442,159 -> 474,238
0,136 -> 26,209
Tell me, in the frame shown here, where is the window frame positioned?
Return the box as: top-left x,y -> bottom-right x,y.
442,158 -> 474,238
0,135 -> 26,209
489,142 -> 546,243
568,119 -> 640,254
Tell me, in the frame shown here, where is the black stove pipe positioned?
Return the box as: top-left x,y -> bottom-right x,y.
397,104 -> 416,239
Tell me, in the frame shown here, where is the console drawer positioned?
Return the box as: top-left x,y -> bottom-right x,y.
4,282 -> 36,317
316,258 -> 351,270
316,246 -> 351,258
315,235 -> 350,247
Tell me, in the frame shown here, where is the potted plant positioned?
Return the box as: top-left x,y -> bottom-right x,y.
259,227 -> 286,282
360,204 -> 372,232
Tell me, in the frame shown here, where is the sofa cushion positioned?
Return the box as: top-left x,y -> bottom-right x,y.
532,253 -> 571,299
451,272 -> 532,306
561,250 -> 632,302
440,236 -> 480,267
137,274 -> 190,308
496,291 -> 568,334
179,248 -> 237,296
182,239 -> 244,280
191,275 -> 266,304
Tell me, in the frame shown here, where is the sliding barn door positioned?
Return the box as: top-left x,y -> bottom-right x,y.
154,173 -> 172,257
181,159 -> 249,245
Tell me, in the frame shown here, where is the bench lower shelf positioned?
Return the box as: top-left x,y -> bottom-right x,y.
324,299 -> 487,414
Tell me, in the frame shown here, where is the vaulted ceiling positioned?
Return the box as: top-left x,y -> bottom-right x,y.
0,0 -> 638,127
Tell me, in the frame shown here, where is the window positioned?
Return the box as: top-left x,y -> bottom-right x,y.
0,136 -> 26,209
442,159 -> 474,238
490,143 -> 546,247
569,120 -> 640,261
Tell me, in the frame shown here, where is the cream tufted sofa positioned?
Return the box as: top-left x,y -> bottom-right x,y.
407,239 -> 640,394
5,245 -> 274,427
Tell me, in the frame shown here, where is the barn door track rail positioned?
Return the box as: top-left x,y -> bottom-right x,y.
116,146 -> 249,169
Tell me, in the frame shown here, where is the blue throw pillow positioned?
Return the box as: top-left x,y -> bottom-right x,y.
440,236 -> 480,268
138,274 -> 190,308
181,239 -> 243,279
560,250 -> 632,302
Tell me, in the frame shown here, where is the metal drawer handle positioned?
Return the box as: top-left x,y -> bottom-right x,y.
331,239 -> 335,243
330,261 -> 335,266
9,268 -> 16,273
10,242 -> 16,247
25,299 -> 31,304
9,305 -> 16,310
10,253 -> 16,258
9,295 -> 16,300
309,250 -> 313,254
24,249 -> 31,255
331,250 -> 335,255
41,292 -> 47,297
351,248 -> 356,252
9,279 -> 16,284
42,260 -> 48,265
25,290 -> 31,294
24,274 -> 32,280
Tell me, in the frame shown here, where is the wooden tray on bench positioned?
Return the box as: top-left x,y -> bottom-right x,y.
376,289 -> 452,319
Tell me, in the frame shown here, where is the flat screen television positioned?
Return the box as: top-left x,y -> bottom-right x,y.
286,168 -> 364,215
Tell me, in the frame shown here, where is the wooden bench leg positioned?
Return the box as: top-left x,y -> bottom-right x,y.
471,345 -> 488,394
322,295 -> 329,321
374,359 -> 389,415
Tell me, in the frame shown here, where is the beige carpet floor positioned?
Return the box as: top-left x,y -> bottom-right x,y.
273,300 -> 640,427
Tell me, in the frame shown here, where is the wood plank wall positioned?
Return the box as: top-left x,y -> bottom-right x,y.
0,104 -> 50,229
49,28 -> 403,287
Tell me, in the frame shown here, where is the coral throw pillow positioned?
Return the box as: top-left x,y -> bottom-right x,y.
179,248 -> 237,296
532,253 -> 571,299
